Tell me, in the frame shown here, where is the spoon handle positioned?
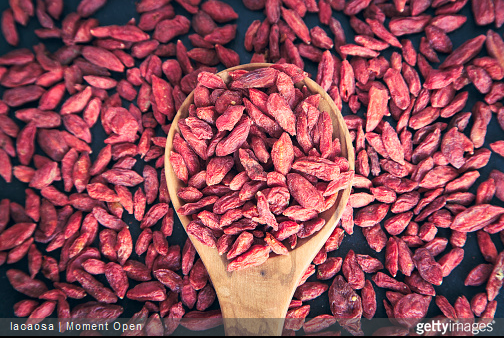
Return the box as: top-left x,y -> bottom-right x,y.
223,318 -> 286,336
216,271 -> 294,336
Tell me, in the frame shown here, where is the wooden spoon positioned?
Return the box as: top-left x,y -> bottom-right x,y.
165,63 -> 354,336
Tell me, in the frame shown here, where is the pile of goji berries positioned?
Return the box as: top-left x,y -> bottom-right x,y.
1,0 -> 504,335
171,66 -> 353,272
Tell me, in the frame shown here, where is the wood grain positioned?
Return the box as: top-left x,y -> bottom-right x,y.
165,63 -> 354,336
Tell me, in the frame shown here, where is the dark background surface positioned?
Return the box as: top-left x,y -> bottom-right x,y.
0,0 -> 504,335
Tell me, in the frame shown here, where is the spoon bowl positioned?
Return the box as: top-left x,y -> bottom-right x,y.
165,63 -> 354,336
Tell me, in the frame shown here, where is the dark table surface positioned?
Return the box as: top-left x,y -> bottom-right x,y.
1,0 -> 504,335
